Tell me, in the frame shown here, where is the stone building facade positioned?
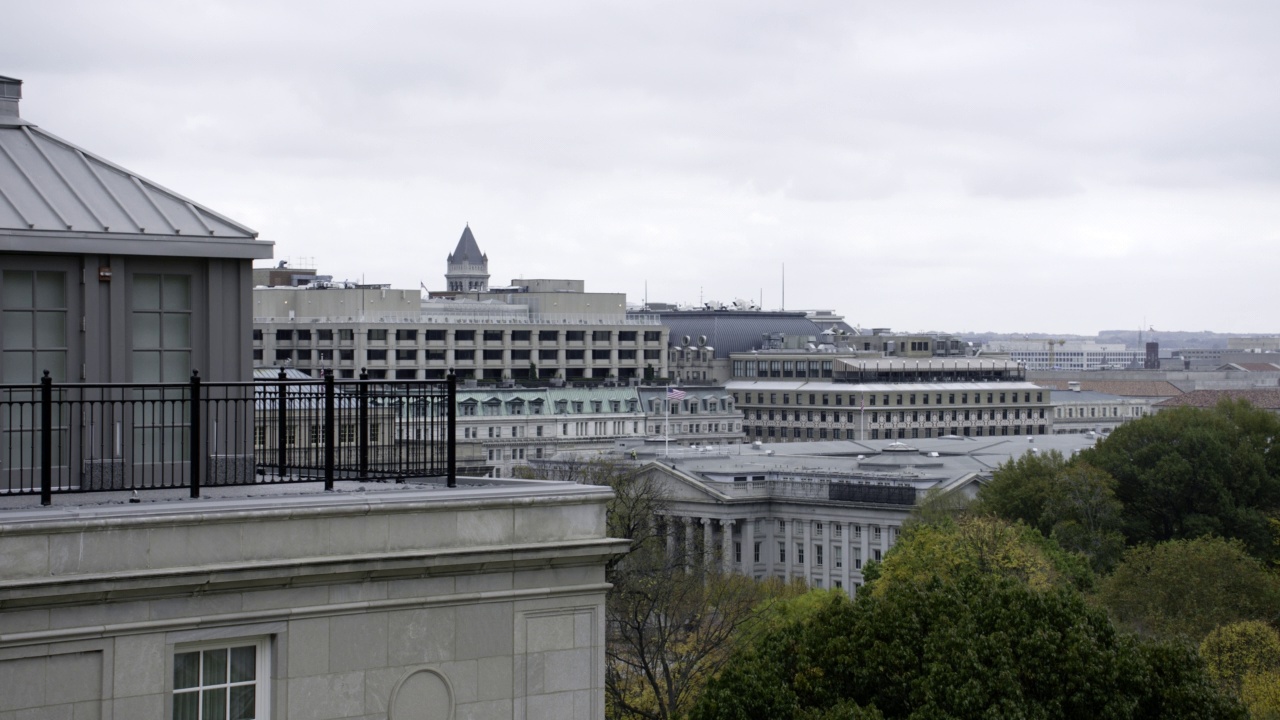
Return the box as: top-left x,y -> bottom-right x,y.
0,481 -> 625,720
730,358 -> 1052,442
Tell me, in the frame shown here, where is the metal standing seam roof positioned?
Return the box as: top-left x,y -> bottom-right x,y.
0,123 -> 258,239
0,78 -> 269,259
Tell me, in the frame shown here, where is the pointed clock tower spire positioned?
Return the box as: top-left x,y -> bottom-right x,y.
445,224 -> 489,292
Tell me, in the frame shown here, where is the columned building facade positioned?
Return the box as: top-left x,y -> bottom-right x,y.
657,513 -> 898,593
730,357 -> 1052,441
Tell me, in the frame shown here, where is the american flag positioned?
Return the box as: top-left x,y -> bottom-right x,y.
667,388 -> 687,400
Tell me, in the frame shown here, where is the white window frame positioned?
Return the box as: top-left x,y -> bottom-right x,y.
172,636 -> 271,720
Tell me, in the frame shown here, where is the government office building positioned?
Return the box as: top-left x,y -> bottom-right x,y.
728,355 -> 1053,441
253,227 -> 670,382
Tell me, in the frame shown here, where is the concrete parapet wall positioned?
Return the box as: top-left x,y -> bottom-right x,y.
0,480 -> 625,720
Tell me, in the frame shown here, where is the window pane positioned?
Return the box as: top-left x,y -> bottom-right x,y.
229,646 -> 256,683
2,271 -> 33,308
36,351 -> 66,382
35,311 -> 65,347
35,271 -> 65,308
174,651 -> 200,689
163,313 -> 191,348
230,685 -> 256,720
163,275 -> 191,311
163,351 -> 191,382
202,688 -> 227,720
133,350 -> 160,383
133,313 -> 160,348
3,351 -> 34,383
3,311 -> 33,348
173,691 -> 198,720
203,648 -> 228,685
134,274 -> 161,310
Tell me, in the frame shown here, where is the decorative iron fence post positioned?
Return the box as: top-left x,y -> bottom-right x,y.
324,369 -> 335,491
276,367 -> 288,479
447,373 -> 456,488
358,368 -> 369,478
40,370 -> 52,506
190,370 -> 202,498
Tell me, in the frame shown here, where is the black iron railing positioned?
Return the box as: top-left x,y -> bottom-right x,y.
0,370 -> 456,505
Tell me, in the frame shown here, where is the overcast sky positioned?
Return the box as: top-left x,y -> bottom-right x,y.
5,1 -> 1278,335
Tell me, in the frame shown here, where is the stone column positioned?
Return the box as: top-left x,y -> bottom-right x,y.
665,515 -> 676,559
744,517 -> 756,575
783,519 -> 793,580
721,518 -> 734,573
865,520 -> 875,576
702,517 -> 714,567
821,522 -> 831,589
839,522 -> 851,594
764,517 -> 775,576
685,517 -> 696,567
802,519 -> 812,588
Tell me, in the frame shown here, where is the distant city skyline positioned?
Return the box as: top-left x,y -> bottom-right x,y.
5,0 -> 1277,335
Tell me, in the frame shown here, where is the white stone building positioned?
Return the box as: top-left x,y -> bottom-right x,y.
627,435 -> 1100,595
982,340 -> 1145,371
1050,388 -> 1151,434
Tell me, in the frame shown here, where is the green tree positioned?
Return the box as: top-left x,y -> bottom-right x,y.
974,449 -> 1069,532
1098,537 -> 1280,642
1041,464 -> 1126,573
1080,400 -> 1280,560
874,516 -> 1092,595
907,486 -> 971,527
976,452 -> 1125,573
1242,670 -> 1280,720
1200,621 -> 1280,696
692,575 -> 1245,720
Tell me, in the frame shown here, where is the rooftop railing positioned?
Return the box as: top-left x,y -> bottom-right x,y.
1,371 -> 456,505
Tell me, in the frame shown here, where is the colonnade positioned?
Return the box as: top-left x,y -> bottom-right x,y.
659,513 -> 897,594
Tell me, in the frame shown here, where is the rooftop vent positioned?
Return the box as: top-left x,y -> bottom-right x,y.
0,76 -> 23,121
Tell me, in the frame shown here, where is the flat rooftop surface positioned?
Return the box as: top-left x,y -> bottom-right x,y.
0,476 -> 599,522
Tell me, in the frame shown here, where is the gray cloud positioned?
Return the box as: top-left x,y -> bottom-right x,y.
4,0 -> 1278,334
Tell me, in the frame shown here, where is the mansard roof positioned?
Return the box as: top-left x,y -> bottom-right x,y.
448,224 -> 486,264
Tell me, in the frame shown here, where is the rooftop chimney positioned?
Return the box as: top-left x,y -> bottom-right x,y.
0,76 -> 26,126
